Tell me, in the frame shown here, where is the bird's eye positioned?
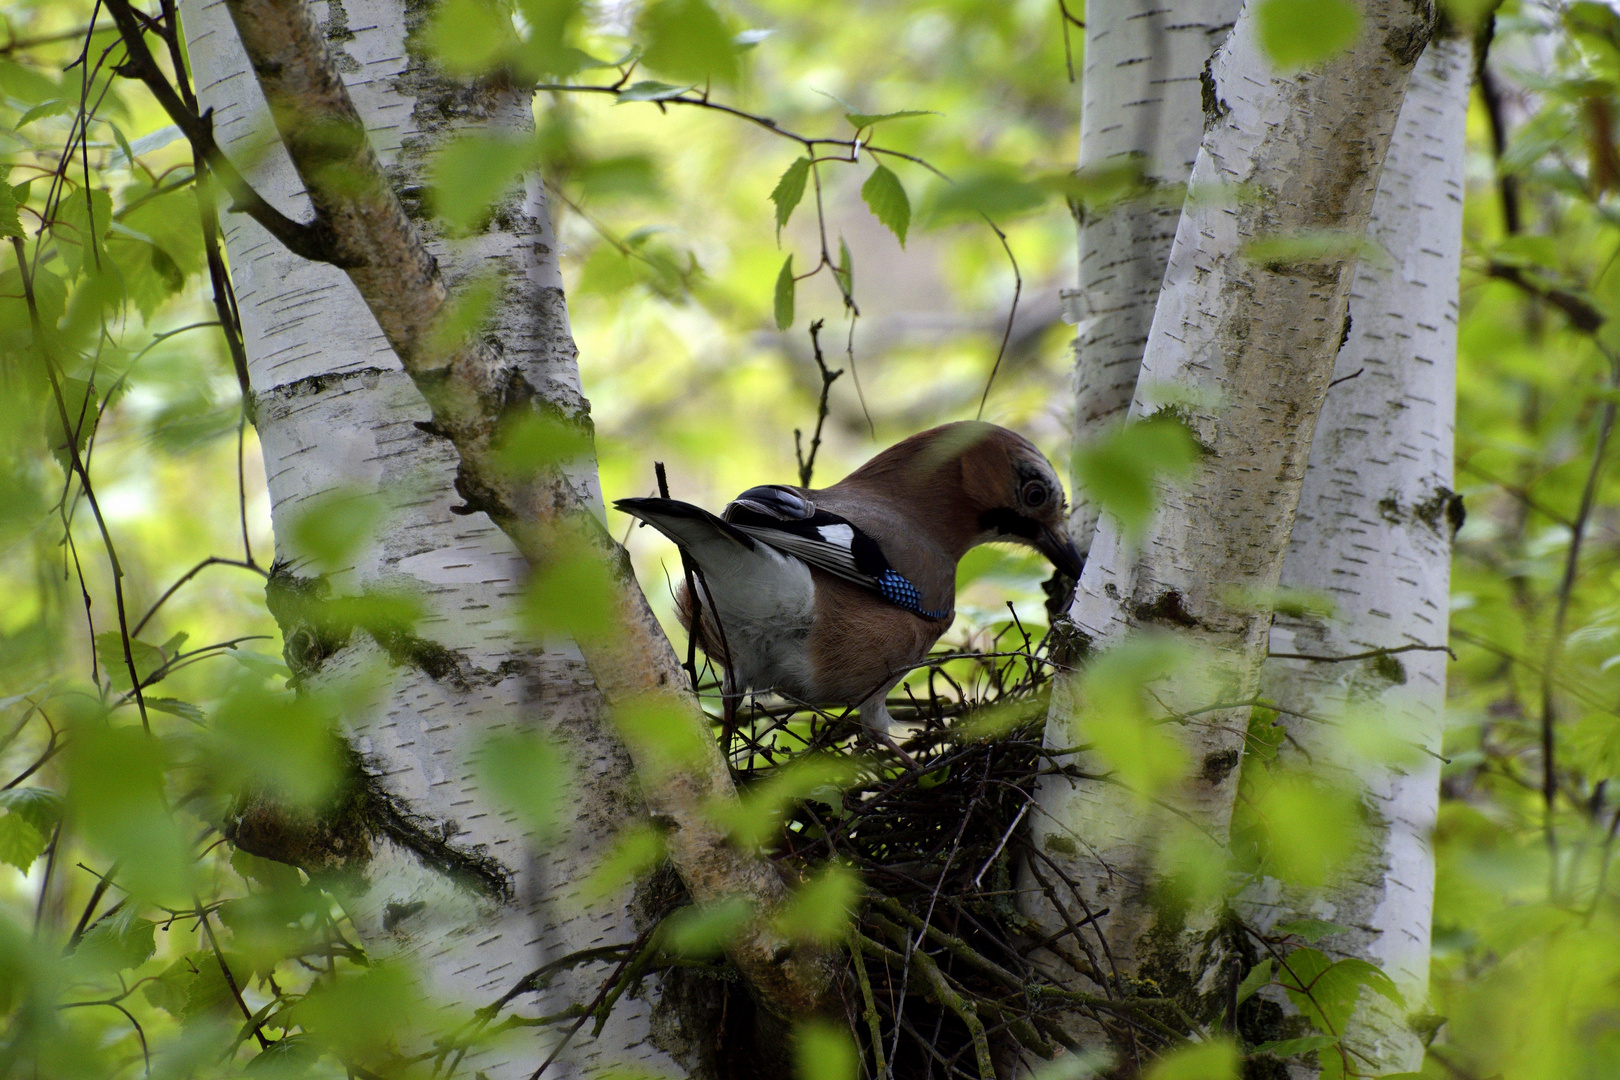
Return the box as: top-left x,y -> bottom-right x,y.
1021,479 -> 1048,508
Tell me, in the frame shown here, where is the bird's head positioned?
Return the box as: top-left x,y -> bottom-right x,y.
957,425 -> 1084,579
842,421 -> 1084,578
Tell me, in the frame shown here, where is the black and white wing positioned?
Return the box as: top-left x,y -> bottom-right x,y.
723,486 -> 948,619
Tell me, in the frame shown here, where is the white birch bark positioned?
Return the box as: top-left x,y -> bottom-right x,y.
1068,0 -> 1240,551
181,1 -> 686,1075
1027,0 -> 1434,1023
1246,34 -> 1470,1074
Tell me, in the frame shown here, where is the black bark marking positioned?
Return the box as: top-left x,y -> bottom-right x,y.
1134,589 -> 1200,628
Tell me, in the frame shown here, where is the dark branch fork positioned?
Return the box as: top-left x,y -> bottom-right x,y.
795,318 -> 842,489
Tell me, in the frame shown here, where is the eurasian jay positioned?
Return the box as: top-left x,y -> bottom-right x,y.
615,421 -> 1083,750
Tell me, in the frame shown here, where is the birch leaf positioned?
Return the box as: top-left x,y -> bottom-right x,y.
795,1020 -> 858,1080
861,164 -> 910,246
1273,918 -> 1351,943
615,80 -> 691,101
1142,1039 -> 1238,1080
1255,0 -> 1361,71
0,176 -> 23,240
844,109 -> 936,129
1235,958 -> 1273,1005
638,0 -> 739,86
774,254 -> 794,330
474,732 -> 568,837
0,814 -> 45,872
834,235 -> 853,296
661,897 -> 754,957
770,157 -> 811,237
773,862 -> 860,944
1250,1035 -> 1338,1058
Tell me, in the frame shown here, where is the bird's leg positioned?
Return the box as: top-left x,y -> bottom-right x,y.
858,692 -> 919,771
720,668 -> 740,760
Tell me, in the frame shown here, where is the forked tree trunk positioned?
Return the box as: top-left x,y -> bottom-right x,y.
1027,0 -> 1435,1038
180,1 -> 694,1074
1248,33 -> 1470,1073
1068,0 -> 1240,553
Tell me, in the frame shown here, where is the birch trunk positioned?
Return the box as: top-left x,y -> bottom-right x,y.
1068,0 -> 1240,553
1246,34 -> 1470,1073
181,1 -> 695,1074
1027,0 -> 1435,1030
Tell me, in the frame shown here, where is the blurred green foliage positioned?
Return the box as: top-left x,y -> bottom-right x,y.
1,0 -> 1618,1077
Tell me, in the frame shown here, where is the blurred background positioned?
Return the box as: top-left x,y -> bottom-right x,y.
5,0 -> 1620,1075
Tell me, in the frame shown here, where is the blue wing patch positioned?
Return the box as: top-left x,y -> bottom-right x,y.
877,569 -> 952,620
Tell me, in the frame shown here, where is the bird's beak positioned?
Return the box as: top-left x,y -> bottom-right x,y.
1036,526 -> 1084,579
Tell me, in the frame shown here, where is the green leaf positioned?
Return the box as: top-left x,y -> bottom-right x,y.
1055,638 -> 1191,800
615,80 -> 692,102
770,157 -> 811,237
426,273 -> 502,357
14,99 -> 74,128
774,254 -> 795,330
1255,0 -> 1362,71
925,166 -> 1049,222
289,964 -> 427,1059
613,697 -> 713,780
523,539 -> 619,643
660,897 -> 755,957
1243,229 -> 1386,271
1247,773 -> 1361,887
773,863 -> 861,944
1235,957 -> 1273,1006
231,848 -> 305,891
795,1019 -> 859,1080
109,124 -> 183,169
107,123 -> 136,175
64,719 -> 194,904
1073,412 -> 1202,539
53,188 -> 111,277
581,822 -> 666,900
491,411 -> 593,478
834,236 -> 853,296
844,109 -> 937,129
713,754 -> 858,850
1276,949 -> 1403,1036
0,813 -> 46,872
637,0 -> 739,86
424,0 -> 521,75
0,787 -> 64,835
208,679 -> 342,809
0,177 -> 22,239
1250,1035 -> 1339,1058
1143,1039 -> 1238,1080
74,907 -> 156,973
514,0 -> 590,77
575,153 -> 662,200
141,697 -> 202,724
861,164 -> 910,246
93,632 -> 169,692
143,951 -> 237,1019
287,487 -> 384,572
473,732 -> 569,838
430,133 -> 537,232
1273,918 -> 1352,943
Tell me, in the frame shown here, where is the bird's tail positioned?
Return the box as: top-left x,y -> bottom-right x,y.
613,497 -> 755,557
615,497 -> 748,668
